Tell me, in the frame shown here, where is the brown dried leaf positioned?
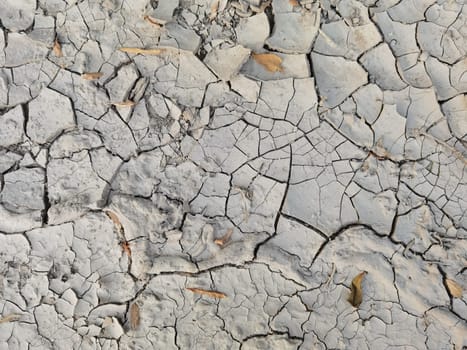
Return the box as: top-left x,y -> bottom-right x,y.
252,52 -> 284,73
143,15 -> 162,27
209,0 -> 219,20
129,303 -> 140,330
348,271 -> 367,307
111,100 -> 136,107
289,0 -> 300,6
53,38 -> 63,57
81,72 -> 103,80
186,287 -> 226,299
0,314 -> 20,324
445,278 -> 463,298
119,47 -> 167,55
214,228 -> 233,246
121,241 -> 132,257
105,210 -> 123,232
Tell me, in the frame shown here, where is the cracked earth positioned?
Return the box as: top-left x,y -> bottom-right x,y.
0,0 -> 466,349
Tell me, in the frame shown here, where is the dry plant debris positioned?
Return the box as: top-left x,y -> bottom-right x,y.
186,288 -> 227,299
252,52 -> 284,72
81,72 -> 103,80
445,278 -> 463,298
348,271 -> 367,307
129,303 -> 140,330
214,228 -> 233,246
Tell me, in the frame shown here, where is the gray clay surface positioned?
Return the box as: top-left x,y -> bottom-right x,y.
0,0 -> 466,349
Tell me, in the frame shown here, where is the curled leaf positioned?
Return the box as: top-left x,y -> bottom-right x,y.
252,52 -> 284,73
214,228 -> 233,246
186,287 -> 226,299
0,314 -> 20,324
111,100 -> 136,107
348,271 -> 367,307
81,72 -> 103,80
445,278 -> 463,298
53,38 -> 63,57
129,303 -> 140,330
209,0 -> 219,20
119,47 -> 167,55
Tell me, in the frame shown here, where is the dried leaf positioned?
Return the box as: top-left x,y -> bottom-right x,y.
289,0 -> 300,6
186,287 -> 226,299
143,15 -> 162,27
81,72 -> 103,80
445,278 -> 463,298
252,52 -> 284,73
348,271 -> 367,307
129,303 -> 140,330
53,38 -> 63,57
214,228 -> 233,246
121,241 -> 132,257
105,210 -> 123,231
209,0 -> 219,20
0,314 -> 20,324
111,100 -> 136,107
119,47 -> 167,55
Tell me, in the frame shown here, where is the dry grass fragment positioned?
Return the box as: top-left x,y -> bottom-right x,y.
53,38 -> 63,57
111,100 -> 136,107
143,15 -> 162,27
186,287 -> 226,299
104,210 -> 123,232
81,72 -> 103,80
0,314 -> 20,324
119,47 -> 166,55
129,303 -> 140,330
